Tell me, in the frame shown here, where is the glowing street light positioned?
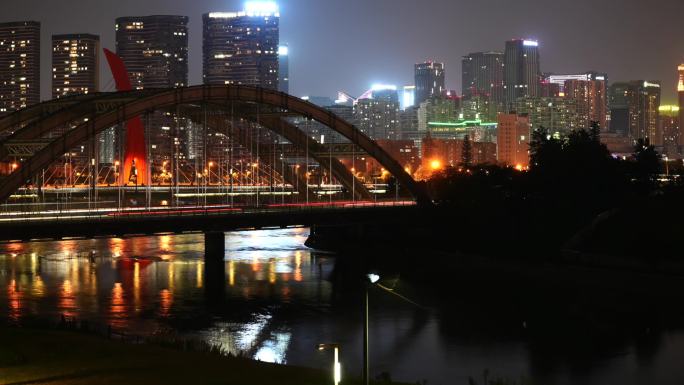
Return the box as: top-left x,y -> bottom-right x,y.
363,273 -> 380,385
317,343 -> 341,385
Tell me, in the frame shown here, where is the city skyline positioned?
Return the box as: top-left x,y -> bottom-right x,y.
0,0 -> 682,103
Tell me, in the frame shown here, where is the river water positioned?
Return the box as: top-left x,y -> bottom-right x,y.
1,228 -> 683,384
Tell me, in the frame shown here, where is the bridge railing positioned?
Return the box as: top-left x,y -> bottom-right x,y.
0,199 -> 416,224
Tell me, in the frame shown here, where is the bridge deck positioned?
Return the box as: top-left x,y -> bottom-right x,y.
0,202 -> 421,242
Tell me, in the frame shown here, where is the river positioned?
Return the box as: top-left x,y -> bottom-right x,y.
0,228 -> 683,384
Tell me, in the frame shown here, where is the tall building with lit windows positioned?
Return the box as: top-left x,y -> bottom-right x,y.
115,15 -> 189,89
414,61 -> 445,105
462,52 -> 504,111
678,64 -> 684,147
504,39 -> 540,109
203,2 -> 279,89
0,21 -> 40,114
608,81 -> 661,144
546,72 -> 608,130
52,34 -> 100,99
115,16 -> 188,166
354,85 -> 400,140
497,112 -> 530,169
658,105 -> 679,157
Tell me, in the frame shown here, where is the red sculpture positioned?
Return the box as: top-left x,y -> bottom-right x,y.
103,48 -> 147,186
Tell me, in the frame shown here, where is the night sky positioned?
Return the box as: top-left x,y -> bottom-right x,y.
3,0 -> 684,103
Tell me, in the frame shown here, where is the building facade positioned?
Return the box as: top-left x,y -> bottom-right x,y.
659,105 -> 680,157
414,61 -> 445,105
609,81 -> 661,144
115,16 -> 189,166
497,113 -> 531,168
546,72 -> 607,130
504,39 -> 540,109
514,97 -> 582,135
354,87 -> 400,140
0,21 -> 40,114
52,34 -> 100,99
461,51 -> 504,112
678,64 -> 684,147
115,15 -> 189,89
203,7 -> 279,89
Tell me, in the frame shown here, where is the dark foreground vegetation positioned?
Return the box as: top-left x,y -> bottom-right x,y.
424,124 -> 679,262
0,324 -> 410,385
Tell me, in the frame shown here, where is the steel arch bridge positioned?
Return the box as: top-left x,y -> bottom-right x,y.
0,86 -> 430,209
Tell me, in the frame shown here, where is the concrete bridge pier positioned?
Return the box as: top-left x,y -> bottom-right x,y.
204,231 -> 226,299
305,224 -> 366,251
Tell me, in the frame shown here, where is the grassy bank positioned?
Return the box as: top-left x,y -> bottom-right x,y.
0,327 -> 405,385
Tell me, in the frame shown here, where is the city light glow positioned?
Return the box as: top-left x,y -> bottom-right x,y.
371,84 -> 397,91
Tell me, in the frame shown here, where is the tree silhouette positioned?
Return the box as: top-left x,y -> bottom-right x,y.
633,138 -> 660,182
461,134 -> 473,168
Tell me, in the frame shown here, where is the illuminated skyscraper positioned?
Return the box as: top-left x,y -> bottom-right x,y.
461,52 -> 504,111
679,64 -> 684,147
608,81 -> 661,143
658,105 -> 679,157
514,97 -> 582,136
115,15 -> 189,89
355,85 -> 400,140
414,61 -> 445,105
278,44 -> 289,93
115,16 -> 189,166
203,3 -> 279,89
504,39 -> 540,108
0,21 -> 40,114
546,72 -> 608,129
52,34 -> 100,99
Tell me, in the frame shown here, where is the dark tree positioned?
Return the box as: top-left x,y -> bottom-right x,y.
461,134 -> 473,168
633,138 -> 660,181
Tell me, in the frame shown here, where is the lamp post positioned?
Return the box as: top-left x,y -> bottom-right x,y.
364,273 -> 380,385
317,343 -> 341,385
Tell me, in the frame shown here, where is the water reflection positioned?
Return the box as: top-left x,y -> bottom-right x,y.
1,228 -> 683,384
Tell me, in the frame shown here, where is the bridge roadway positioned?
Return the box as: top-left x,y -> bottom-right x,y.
0,201 -> 421,243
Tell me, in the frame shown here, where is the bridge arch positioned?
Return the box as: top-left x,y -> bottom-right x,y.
0,85 -> 430,204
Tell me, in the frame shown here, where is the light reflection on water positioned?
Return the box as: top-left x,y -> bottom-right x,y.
0,227 -> 320,367
2,228 -> 684,384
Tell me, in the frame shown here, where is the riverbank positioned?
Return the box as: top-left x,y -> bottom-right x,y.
0,327 -> 407,385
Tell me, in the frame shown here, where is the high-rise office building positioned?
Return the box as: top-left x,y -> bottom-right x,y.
0,21 -> 40,114
514,97 -> 582,136
608,81 -> 661,144
678,64 -> 684,147
278,44 -> 289,93
504,39 -> 540,109
355,85 -> 400,140
462,52 -> 504,110
52,34 -> 100,99
414,61 -> 445,105
608,82 -> 635,137
115,15 -> 189,89
545,72 -> 607,129
115,15 -> 189,167
203,3 -> 279,89
658,105 -> 679,157
497,113 -> 531,168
